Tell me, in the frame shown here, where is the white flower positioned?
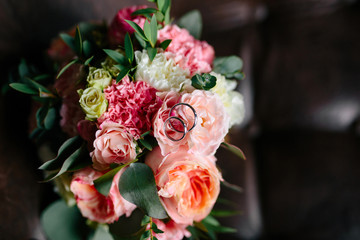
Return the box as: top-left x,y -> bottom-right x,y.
210,72 -> 245,127
78,87 -> 108,120
87,67 -> 112,90
135,50 -> 193,92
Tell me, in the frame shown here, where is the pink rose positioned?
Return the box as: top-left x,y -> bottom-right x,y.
154,90 -> 230,156
158,25 -> 215,75
70,167 -> 136,223
108,5 -> 147,46
146,147 -> 221,225
99,77 -> 162,139
91,122 -> 137,170
148,219 -> 191,240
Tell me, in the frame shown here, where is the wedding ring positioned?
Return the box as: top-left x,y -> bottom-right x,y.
164,116 -> 188,141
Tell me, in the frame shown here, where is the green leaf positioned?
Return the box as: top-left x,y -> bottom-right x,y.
143,20 -> 152,46
74,26 -> 83,56
9,83 -> 37,94
60,33 -> 75,51
151,222 -> 164,234
18,59 -> 29,79
94,159 -> 137,196
159,39 -> 171,50
57,58 -> 80,79
135,32 -> 147,49
210,210 -> 242,217
164,6 -> 171,25
124,33 -> 134,63
36,106 -> 48,128
191,73 -> 217,90
213,56 -> 243,76
177,10 -> 202,39
85,56 -> 94,66
103,49 -> 127,65
44,107 -> 57,130
124,20 -> 147,41
92,227 -> 114,240
29,79 -> 51,94
147,47 -> 157,62
41,200 -> 87,240
138,134 -> 158,151
45,144 -> 91,181
150,15 -> 158,47
132,8 -> 158,16
221,142 -> 246,160
33,74 -> 50,82
39,136 -> 83,171
140,230 -> 150,240
118,163 -> 168,219
115,66 -> 130,83
160,0 -> 171,15
30,127 -> 44,139
221,180 -> 243,193
83,40 -> 92,58
141,215 -> 150,226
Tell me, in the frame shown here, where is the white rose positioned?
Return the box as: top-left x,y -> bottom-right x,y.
135,50 -> 193,92
210,72 -> 245,126
87,67 -> 112,90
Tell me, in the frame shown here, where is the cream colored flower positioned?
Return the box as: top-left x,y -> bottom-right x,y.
210,72 -> 245,126
78,87 -> 107,120
135,50 -> 193,92
87,67 -> 112,90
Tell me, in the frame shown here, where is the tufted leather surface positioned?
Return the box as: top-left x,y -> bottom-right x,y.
0,0 -> 359,239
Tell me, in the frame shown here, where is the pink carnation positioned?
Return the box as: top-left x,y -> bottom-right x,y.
148,219 -> 191,240
157,25 -> 215,75
70,167 -> 136,223
108,5 -> 147,46
99,77 -> 162,139
153,90 -> 230,156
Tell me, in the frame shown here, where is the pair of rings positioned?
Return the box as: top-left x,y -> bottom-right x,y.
163,103 -> 198,141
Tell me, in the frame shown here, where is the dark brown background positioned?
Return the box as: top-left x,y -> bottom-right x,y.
0,0 -> 360,239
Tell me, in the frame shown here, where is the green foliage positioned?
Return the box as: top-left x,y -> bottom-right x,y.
118,163 -> 168,219
177,10 -> 202,39
221,142 -> 246,160
138,133 -> 158,151
213,56 -> 245,81
159,39 -> 172,50
104,45 -> 135,82
94,159 -> 138,196
41,200 -> 87,240
210,210 -> 242,217
140,216 -> 163,240
191,73 -> 217,90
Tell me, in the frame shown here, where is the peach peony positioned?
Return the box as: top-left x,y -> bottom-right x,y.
157,25 -> 215,75
146,147 -> 221,225
70,167 -> 136,223
153,90 -> 230,156
91,122 -> 137,170
149,219 -> 191,240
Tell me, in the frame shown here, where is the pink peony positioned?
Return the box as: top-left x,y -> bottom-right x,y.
70,167 -> 136,223
153,90 -> 230,156
108,5 -> 147,46
91,122 -> 137,170
145,147 -> 221,225
157,25 -> 215,75
149,219 -> 191,240
55,64 -> 86,136
99,77 -> 162,139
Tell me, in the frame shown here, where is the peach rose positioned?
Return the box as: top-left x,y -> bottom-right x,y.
91,122 -> 137,170
70,167 -> 136,223
153,90 -> 230,156
149,219 -> 191,240
146,147 -> 221,225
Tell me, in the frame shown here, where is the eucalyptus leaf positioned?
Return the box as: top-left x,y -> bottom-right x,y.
41,200 -> 87,240
44,107 -> 57,130
94,160 -> 137,196
124,20 -> 147,41
74,26 -> 83,56
159,39 -> 171,50
118,163 -> 167,219
221,142 -> 246,160
57,59 -> 80,79
39,136 -> 83,171
177,10 -> 202,39
213,56 -> 243,75
191,73 -> 216,90
103,49 -> 127,65
92,226 -> 114,240
60,33 -> 75,52
147,47 -> 157,62
124,33 -> 134,63
9,83 -> 37,94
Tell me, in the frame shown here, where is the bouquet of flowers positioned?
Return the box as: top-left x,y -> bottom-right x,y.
8,0 -> 246,239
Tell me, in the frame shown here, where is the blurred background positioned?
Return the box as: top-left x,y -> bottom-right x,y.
0,0 -> 360,239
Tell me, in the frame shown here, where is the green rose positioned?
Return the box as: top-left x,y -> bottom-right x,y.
78,87 -> 108,120
87,67 -> 112,90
